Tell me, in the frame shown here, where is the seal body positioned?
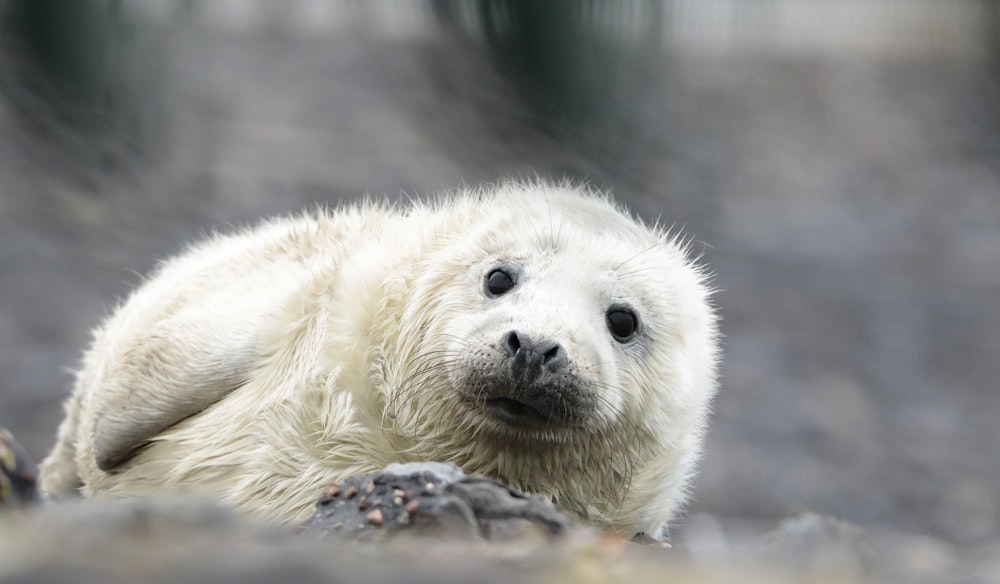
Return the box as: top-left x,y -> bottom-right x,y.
39,182 -> 718,540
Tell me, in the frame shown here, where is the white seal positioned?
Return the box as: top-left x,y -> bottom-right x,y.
39,181 -> 718,541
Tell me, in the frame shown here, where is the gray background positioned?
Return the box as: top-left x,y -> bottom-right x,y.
1,0 -> 997,547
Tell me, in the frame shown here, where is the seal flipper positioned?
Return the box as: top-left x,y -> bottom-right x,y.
93,366 -> 252,471
91,325 -> 259,472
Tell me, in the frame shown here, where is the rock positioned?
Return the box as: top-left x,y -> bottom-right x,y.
2,489 -> 993,584
0,496 -> 624,584
0,429 -> 40,510
3,429 -> 995,584
755,511 -> 872,581
301,462 -> 573,543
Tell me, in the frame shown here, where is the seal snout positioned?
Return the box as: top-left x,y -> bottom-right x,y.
502,330 -> 568,380
477,331 -> 590,428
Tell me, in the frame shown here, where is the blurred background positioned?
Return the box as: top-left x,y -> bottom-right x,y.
1,0 -> 997,548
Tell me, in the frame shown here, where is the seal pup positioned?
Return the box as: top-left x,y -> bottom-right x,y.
39,181 -> 718,541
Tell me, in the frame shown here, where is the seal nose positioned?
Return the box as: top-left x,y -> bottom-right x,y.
501,330 -> 568,380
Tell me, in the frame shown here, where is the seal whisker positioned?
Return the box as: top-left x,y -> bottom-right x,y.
613,242 -> 671,271
616,264 -> 678,280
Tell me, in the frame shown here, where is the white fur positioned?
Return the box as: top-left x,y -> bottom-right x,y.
39,181 -> 719,540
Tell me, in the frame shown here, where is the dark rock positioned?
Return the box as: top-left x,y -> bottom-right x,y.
0,428 -> 40,509
301,462 -> 572,543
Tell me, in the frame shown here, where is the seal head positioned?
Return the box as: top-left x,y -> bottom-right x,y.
381,185 -> 718,539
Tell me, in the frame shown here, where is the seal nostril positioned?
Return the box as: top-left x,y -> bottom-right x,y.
542,344 -> 562,365
503,330 -> 524,357
536,341 -> 567,373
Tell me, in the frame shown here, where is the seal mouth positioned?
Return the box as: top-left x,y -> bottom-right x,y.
483,397 -> 551,427
456,373 -> 596,433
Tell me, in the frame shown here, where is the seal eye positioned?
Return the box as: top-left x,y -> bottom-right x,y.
485,268 -> 516,297
606,307 -> 639,342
